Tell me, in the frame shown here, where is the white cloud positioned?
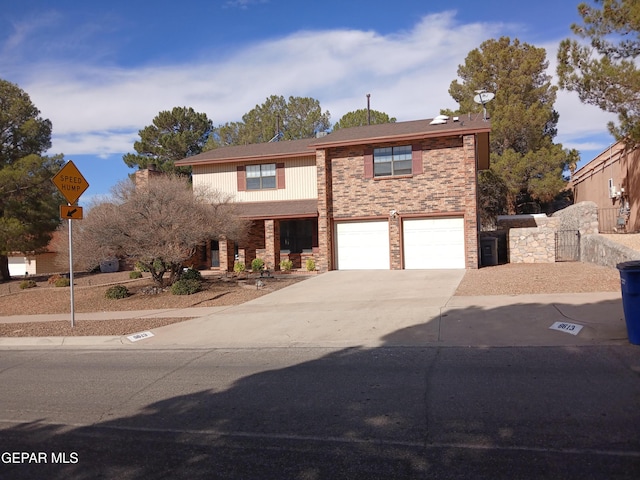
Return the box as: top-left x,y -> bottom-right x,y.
5,10 -> 613,161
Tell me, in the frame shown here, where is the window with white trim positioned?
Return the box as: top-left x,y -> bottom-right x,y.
246,164 -> 276,189
374,145 -> 412,176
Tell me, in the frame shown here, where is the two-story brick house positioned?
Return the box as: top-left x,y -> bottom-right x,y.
176,115 -> 490,271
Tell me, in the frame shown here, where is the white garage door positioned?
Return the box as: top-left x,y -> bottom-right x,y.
336,221 -> 390,270
8,257 -> 27,277
403,218 -> 465,269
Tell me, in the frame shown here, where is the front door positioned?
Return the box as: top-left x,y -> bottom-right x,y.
211,240 -> 220,267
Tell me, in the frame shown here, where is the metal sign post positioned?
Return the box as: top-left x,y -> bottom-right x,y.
68,212 -> 75,328
52,161 -> 89,328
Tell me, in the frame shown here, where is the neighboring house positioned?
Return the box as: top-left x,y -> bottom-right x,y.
8,230 -> 62,277
175,115 -> 491,271
572,141 -> 640,233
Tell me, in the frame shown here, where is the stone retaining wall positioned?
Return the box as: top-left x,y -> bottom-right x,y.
507,226 -> 556,263
497,214 -> 559,264
495,202 -> 600,264
581,234 -> 640,268
551,201 -> 599,235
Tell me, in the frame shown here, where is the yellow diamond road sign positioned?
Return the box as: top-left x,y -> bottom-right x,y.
52,160 -> 89,204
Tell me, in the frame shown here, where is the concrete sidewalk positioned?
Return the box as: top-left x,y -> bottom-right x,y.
0,271 -> 631,349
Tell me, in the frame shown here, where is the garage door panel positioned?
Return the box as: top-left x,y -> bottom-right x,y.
336,221 -> 389,270
403,218 -> 465,269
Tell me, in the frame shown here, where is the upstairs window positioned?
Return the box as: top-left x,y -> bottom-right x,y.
374,145 -> 412,176
246,164 -> 276,189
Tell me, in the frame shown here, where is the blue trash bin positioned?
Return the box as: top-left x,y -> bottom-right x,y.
616,260 -> 640,345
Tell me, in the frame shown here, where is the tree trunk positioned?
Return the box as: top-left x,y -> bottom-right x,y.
167,264 -> 182,286
0,255 -> 10,282
150,268 -> 166,287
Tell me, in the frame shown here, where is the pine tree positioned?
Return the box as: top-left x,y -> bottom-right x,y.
0,79 -> 64,281
557,0 -> 640,144
123,106 -> 213,174
447,37 -> 575,218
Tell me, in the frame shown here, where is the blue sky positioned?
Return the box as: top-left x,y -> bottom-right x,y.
1,0 -> 617,205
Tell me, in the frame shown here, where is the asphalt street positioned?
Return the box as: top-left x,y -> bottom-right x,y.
1,345 -> 639,479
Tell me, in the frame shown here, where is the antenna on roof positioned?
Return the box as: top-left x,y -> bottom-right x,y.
269,115 -> 283,142
473,90 -> 495,121
366,94 -> 371,125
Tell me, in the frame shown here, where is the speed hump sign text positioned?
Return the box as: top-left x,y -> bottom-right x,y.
52,160 -> 89,204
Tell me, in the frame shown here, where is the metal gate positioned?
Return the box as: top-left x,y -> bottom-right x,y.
555,230 -> 580,262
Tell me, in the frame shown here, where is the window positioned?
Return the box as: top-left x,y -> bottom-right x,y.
374,145 -> 412,176
246,164 -> 276,190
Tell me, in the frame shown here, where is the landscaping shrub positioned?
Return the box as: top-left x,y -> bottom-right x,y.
279,259 -> 293,271
54,277 -> 70,287
134,261 -> 149,272
19,280 -> 37,289
105,285 -> 130,299
233,261 -> 246,273
251,258 -> 265,272
171,279 -> 201,295
48,274 -> 62,285
129,271 -> 143,279
305,258 -> 316,271
181,267 -> 202,281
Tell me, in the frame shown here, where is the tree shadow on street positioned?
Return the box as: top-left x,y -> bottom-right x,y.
1,299 -> 639,479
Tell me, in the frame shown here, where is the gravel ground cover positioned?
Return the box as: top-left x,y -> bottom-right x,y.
454,262 -> 620,296
2,233 -> 637,338
0,272 -> 308,337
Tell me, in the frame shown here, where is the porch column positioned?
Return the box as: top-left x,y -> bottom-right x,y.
316,148 -> 332,271
264,219 -> 280,271
219,237 -> 235,272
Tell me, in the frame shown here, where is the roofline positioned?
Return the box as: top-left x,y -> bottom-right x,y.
179,150 -> 315,166
308,126 -> 491,149
571,140 -> 627,182
239,212 -> 318,220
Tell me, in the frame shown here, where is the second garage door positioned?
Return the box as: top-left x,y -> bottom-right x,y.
336,221 -> 390,270
403,217 -> 465,269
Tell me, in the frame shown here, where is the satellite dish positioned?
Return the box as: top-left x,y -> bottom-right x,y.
473,92 -> 495,104
473,90 -> 495,120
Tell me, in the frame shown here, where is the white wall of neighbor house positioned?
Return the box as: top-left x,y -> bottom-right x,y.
8,256 -> 36,277
192,156 -> 318,202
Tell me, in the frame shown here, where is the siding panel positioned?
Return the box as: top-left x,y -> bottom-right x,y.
193,156 -> 317,202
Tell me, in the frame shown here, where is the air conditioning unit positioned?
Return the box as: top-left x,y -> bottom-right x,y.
609,178 -> 616,198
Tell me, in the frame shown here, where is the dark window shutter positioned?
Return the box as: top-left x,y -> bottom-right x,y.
237,165 -> 246,191
276,163 -> 285,189
364,148 -> 374,178
412,144 -> 423,175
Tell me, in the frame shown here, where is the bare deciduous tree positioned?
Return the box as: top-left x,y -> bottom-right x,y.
55,175 -> 247,286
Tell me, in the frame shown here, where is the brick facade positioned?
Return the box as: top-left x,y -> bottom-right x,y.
316,134 -> 480,270
316,149 -> 333,272
177,117 -> 490,272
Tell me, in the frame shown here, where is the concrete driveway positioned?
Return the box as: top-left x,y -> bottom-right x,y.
144,270 -> 466,348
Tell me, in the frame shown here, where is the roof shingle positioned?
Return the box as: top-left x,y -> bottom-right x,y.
176,115 -> 491,166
